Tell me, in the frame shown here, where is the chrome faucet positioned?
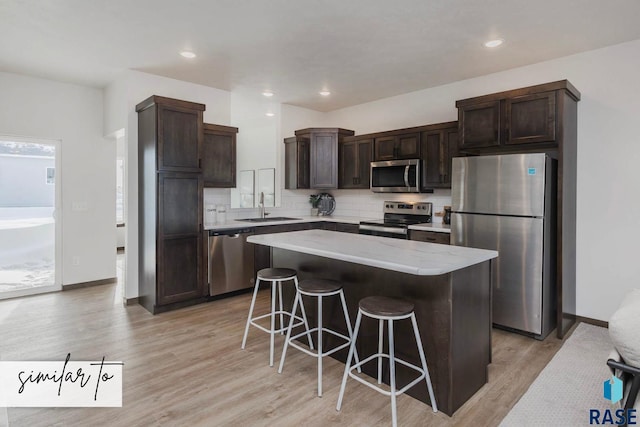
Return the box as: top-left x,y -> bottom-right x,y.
258,192 -> 266,218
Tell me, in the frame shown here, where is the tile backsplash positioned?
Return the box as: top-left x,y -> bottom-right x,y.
204,188 -> 452,223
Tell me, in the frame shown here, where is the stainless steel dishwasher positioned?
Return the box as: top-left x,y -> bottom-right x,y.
208,227 -> 255,296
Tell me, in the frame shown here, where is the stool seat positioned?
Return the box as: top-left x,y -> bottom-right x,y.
298,279 -> 342,294
359,296 -> 414,317
257,268 -> 297,280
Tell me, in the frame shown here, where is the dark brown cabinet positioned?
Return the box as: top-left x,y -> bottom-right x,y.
291,128 -> 355,189
409,230 -> 450,245
420,122 -> 458,189
505,92 -> 556,145
136,95 -> 207,314
339,137 -> 372,189
373,132 -> 420,160
284,136 -> 310,189
203,124 -> 238,188
457,82 -> 571,152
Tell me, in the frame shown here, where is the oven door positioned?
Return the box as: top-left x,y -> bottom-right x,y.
370,159 -> 420,193
358,224 -> 408,239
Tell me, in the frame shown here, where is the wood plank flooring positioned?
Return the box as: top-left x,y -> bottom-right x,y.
0,278 -> 569,426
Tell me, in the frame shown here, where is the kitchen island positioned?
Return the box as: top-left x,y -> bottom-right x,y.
248,230 -> 497,416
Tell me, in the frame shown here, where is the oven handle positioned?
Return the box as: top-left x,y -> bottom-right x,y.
404,165 -> 410,188
359,224 -> 408,235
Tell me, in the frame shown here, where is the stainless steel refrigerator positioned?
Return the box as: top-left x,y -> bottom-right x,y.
451,153 -> 557,339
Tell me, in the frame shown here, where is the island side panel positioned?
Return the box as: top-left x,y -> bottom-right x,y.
450,260 -> 492,412
273,248 -> 489,416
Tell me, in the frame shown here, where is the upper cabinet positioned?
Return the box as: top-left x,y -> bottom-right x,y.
373,132 -> 420,161
420,122 -> 458,189
202,123 -> 238,188
339,137 -> 372,189
137,96 -> 205,172
456,80 -> 580,153
284,136 -> 310,189
292,128 -> 355,189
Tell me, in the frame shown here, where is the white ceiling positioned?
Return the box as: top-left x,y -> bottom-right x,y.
1,0 -> 640,111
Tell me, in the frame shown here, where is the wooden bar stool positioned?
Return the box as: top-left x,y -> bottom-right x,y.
278,278 -> 360,397
336,296 -> 437,427
241,268 -> 313,367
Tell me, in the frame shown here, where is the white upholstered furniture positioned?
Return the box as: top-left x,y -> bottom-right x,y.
608,288 -> 640,410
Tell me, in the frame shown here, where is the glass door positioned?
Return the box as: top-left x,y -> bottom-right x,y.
0,137 -> 61,299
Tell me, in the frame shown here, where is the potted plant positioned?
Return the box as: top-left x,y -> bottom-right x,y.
309,194 -> 321,216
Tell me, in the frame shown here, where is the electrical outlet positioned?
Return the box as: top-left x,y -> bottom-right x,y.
72,256 -> 80,266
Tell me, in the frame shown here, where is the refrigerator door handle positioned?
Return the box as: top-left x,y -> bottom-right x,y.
404,165 -> 410,188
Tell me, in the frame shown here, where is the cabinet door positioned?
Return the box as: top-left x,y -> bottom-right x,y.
421,131 -> 444,187
203,130 -> 235,187
374,136 -> 397,161
310,132 -> 338,188
410,230 -> 450,245
356,139 -> 372,188
459,100 -> 501,149
284,138 -> 310,189
157,235 -> 204,304
339,141 -> 359,188
335,223 -> 359,234
396,133 -> 420,159
506,92 -> 556,145
443,128 -> 459,186
157,104 -> 202,172
157,172 -> 204,305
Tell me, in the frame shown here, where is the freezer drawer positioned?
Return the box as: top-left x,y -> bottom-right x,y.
451,153 -> 548,217
451,212 -> 545,335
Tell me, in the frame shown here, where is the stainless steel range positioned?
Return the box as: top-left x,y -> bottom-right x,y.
359,201 -> 432,239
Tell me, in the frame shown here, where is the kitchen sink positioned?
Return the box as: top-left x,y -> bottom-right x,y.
235,217 -> 302,222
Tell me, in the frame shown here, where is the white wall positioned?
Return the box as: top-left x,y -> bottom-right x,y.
317,39 -> 640,322
0,71 -> 115,285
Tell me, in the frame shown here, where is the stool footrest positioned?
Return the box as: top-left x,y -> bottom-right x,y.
348,353 -> 426,396
250,311 -> 307,335
288,328 -> 352,358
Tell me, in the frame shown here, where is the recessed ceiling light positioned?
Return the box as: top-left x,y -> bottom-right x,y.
319,91 -> 331,96
262,91 -> 274,97
483,39 -> 504,48
265,112 -> 275,117
180,51 -> 196,58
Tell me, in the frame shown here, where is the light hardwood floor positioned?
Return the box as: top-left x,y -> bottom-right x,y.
0,271 -> 570,427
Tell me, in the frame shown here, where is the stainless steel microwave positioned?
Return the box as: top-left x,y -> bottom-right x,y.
370,159 -> 421,193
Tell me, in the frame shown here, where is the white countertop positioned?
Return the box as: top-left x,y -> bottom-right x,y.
248,229 -> 497,276
205,215 -> 451,232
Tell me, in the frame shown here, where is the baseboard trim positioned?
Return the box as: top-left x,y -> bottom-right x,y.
62,277 -> 117,291
576,315 -> 608,329
124,297 -> 139,306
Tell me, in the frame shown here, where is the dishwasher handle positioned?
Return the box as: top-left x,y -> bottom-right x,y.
209,227 -> 254,237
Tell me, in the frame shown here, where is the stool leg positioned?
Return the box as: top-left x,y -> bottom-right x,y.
269,281 -> 277,367
241,277 -> 261,349
278,280 -> 284,334
278,291 -> 300,374
378,319 -> 384,384
338,290 -> 361,373
317,294 -> 323,397
388,319 -> 398,427
337,309 -> 362,411
410,313 -> 438,413
295,277 -> 314,350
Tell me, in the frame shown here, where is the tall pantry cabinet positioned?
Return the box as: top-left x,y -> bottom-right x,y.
136,96 -> 207,314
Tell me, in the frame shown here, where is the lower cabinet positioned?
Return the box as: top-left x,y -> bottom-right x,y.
409,230 -> 450,245
253,223 -> 315,274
